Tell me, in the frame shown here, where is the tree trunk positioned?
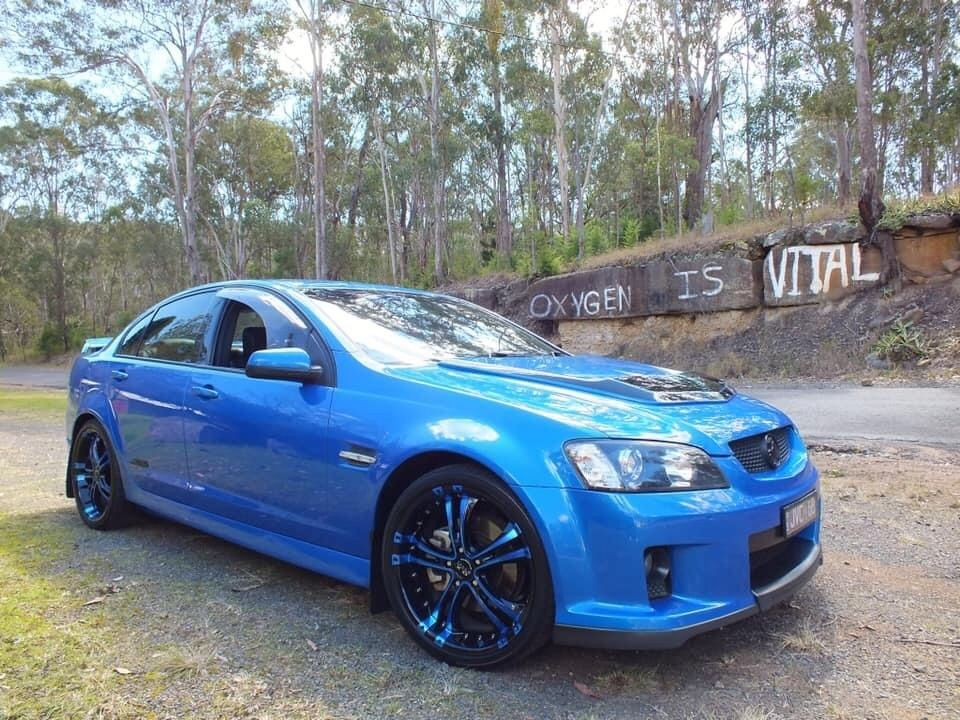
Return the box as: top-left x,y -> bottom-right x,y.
851,0 -> 892,280
423,1 -> 446,283
549,7 -> 571,246
918,0 -> 946,195
742,47 -> 754,219
182,51 -> 202,284
835,124 -> 852,207
492,57 -> 511,257
683,88 -> 722,229
673,1 -> 724,230
51,218 -> 69,352
851,0 -> 884,232
348,122 -> 370,228
374,116 -> 398,284
308,3 -> 328,280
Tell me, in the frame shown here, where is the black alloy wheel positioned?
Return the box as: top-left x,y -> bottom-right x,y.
70,419 -> 135,530
382,464 -> 554,668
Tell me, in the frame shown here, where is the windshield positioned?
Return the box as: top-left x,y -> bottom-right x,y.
301,288 -> 559,365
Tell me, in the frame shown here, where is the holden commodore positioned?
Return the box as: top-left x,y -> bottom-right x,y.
66,281 -> 822,668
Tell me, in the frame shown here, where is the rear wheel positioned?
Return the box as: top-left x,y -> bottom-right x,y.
69,420 -> 135,530
382,464 -> 553,668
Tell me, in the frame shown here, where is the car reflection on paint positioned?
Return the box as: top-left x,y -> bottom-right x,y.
65,280 -> 822,668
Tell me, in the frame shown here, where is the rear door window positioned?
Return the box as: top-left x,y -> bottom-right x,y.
116,313 -> 154,357
138,293 -> 220,365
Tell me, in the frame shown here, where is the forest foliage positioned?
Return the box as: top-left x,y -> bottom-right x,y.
0,0 -> 958,358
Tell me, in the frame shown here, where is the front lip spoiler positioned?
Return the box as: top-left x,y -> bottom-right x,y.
553,545 -> 823,651
752,541 -> 822,612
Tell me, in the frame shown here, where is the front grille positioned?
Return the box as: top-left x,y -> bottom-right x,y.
730,427 -> 791,474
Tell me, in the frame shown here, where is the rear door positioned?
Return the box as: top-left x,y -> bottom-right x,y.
180,287 -> 340,549
109,291 -> 221,503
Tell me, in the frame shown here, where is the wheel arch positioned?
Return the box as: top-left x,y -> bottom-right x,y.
369,450 -> 520,614
66,410 -> 114,498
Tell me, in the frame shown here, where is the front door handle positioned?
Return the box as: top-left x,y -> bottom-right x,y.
111,369 -> 129,381
191,385 -> 219,400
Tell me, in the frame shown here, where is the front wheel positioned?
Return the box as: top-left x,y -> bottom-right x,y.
69,420 -> 135,530
382,465 -> 554,668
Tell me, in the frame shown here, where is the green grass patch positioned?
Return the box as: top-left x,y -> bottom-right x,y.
0,388 -> 66,417
0,515 -> 134,719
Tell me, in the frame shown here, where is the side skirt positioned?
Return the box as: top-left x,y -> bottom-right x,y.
128,489 -> 371,589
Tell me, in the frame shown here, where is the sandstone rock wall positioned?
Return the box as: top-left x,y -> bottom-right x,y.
447,213 -> 960,359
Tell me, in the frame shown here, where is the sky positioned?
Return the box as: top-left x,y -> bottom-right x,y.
275,0 -> 629,79
0,1 -> 631,87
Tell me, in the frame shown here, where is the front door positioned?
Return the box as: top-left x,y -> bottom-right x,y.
181,288 -> 339,549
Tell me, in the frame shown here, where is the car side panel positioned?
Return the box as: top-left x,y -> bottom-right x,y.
181,367 -> 336,547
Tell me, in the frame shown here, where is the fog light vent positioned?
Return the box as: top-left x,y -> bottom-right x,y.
645,547 -> 671,600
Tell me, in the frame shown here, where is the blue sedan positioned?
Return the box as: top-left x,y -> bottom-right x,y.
66,281 -> 822,668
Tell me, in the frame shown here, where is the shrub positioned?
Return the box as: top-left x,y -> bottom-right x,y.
873,320 -> 928,362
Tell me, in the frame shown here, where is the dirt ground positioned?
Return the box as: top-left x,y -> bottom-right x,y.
1,405 -> 958,720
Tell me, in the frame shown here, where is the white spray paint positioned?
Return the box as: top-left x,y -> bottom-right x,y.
529,284 -> 632,318
765,243 -> 879,299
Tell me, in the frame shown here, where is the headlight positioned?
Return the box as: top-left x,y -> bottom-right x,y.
565,440 -> 728,492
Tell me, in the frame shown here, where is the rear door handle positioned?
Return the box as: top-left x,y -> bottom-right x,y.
191,385 -> 219,400
111,369 -> 129,381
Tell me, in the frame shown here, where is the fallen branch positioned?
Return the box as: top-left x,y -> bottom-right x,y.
897,637 -> 960,648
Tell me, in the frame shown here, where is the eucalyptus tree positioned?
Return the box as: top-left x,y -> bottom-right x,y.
0,78 -> 119,351
742,0 -> 803,215
12,0 -> 287,285
198,116 -> 295,279
668,0 -> 732,229
851,0 -> 883,236
483,0 -> 511,257
293,0 -> 331,279
338,1 -> 408,282
799,0 -> 855,207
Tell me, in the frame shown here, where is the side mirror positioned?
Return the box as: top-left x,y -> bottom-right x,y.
245,348 -> 324,384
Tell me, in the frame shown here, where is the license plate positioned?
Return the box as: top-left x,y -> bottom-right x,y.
782,492 -> 818,537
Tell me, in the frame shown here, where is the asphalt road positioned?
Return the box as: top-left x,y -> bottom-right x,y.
1,364 -> 957,447
744,384 -> 960,448
0,364 -> 69,388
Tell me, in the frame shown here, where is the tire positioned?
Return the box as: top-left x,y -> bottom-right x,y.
382,464 -> 554,668
69,419 -> 135,530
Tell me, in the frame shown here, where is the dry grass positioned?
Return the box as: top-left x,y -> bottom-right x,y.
776,618 -> 828,655
576,206 -> 847,271
151,645 -> 225,679
699,707 -> 783,720
593,666 -> 661,696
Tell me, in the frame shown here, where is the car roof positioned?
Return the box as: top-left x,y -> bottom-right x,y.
177,279 -> 444,299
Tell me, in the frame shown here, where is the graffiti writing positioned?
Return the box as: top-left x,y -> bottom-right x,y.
765,243 -> 879,299
529,284 -> 632,319
674,264 -> 725,300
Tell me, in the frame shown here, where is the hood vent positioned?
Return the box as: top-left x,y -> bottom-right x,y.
619,373 -> 735,404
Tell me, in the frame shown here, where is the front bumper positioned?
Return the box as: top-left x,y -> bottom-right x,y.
520,457 -> 823,650
553,542 -> 821,649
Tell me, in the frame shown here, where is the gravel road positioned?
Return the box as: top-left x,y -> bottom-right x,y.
1,406 -> 958,720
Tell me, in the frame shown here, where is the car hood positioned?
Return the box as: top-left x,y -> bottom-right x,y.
387,355 -> 793,457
